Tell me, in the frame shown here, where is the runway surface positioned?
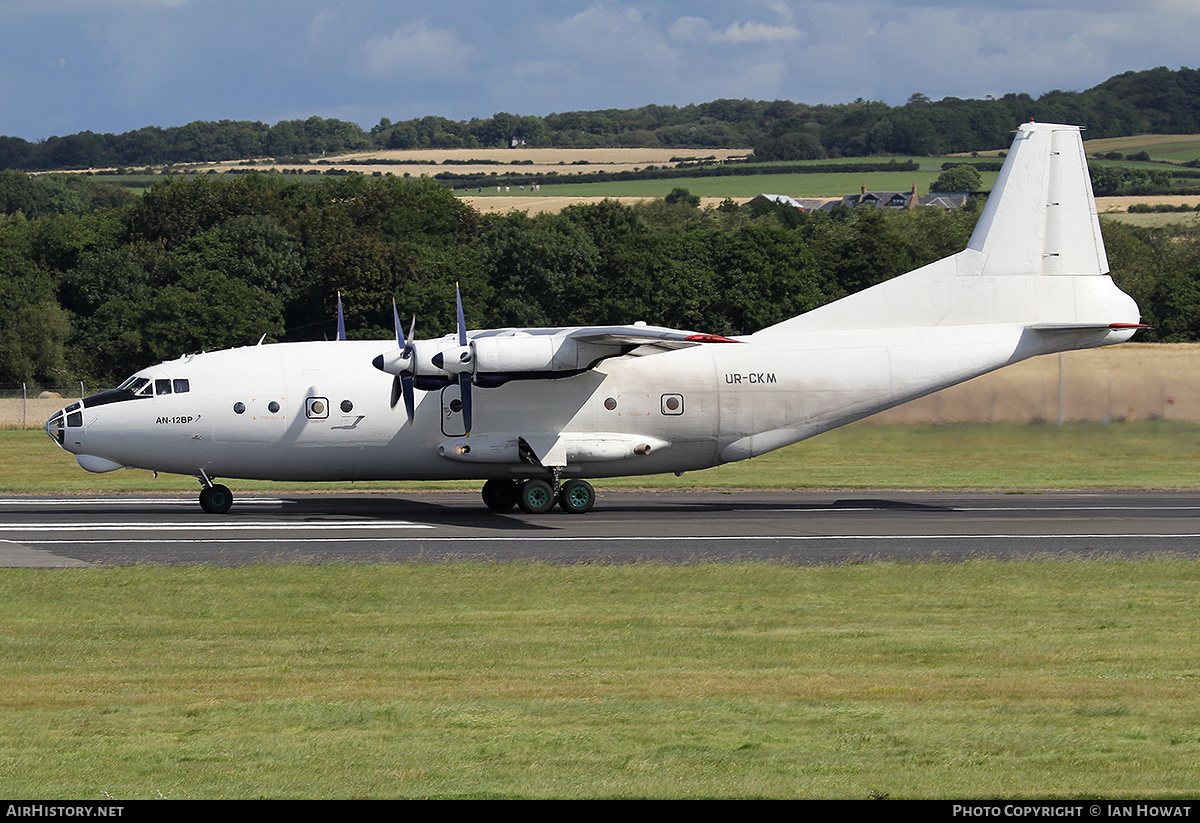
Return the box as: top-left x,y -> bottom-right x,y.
2,490 -> 1199,567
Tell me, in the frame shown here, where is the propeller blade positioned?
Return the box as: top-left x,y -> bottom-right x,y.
453,283 -> 472,434
390,374 -> 402,409
336,292 -> 346,341
401,373 -> 415,426
455,282 -> 467,347
393,302 -> 405,349
458,373 -> 472,436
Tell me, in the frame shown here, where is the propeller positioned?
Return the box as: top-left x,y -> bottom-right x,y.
336,292 -> 346,341
372,302 -> 417,425
374,284 -> 474,435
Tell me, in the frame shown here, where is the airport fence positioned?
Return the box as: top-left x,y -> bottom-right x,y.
0,384 -> 89,431
866,344 -> 1200,425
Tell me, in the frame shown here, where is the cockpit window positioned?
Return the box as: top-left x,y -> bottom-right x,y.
118,376 -> 151,396
116,375 -> 188,396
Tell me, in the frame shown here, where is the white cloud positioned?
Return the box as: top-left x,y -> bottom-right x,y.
362,19 -> 471,79
722,21 -> 804,43
668,15 -> 803,45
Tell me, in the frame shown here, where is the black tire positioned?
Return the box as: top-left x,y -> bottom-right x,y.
199,483 -> 233,514
481,478 -> 520,512
557,479 -> 595,514
518,479 -> 555,514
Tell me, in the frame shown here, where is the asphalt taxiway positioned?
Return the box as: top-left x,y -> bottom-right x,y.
2,490 -> 1198,567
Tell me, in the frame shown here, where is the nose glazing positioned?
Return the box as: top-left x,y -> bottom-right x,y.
45,401 -> 82,447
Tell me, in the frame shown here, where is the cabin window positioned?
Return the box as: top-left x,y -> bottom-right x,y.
268,401 -> 280,413
173,379 -> 190,394
340,400 -> 353,413
155,379 -> 172,395
234,402 -> 246,414
306,397 -> 329,419
661,394 -> 684,415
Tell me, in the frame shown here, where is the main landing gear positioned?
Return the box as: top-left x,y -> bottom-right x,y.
481,477 -> 595,515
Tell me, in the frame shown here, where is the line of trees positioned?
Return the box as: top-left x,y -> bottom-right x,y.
2,169 -> 1198,388
2,67 -> 1198,171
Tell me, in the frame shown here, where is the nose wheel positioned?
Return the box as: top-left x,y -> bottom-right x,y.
197,471 -> 233,514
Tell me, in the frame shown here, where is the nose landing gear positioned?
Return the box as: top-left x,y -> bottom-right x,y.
197,470 -> 233,514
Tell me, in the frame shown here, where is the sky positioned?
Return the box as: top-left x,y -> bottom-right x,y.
0,0 -> 1197,141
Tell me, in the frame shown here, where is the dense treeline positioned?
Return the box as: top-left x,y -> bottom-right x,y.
1,169 -> 1197,388
2,67 -> 1198,171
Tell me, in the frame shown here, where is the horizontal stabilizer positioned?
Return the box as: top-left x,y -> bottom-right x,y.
1031,322 -> 1150,333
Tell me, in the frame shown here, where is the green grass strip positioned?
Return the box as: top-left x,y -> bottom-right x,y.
1,560 -> 1198,798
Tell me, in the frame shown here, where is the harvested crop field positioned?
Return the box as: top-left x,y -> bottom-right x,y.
198,147 -> 749,178
462,195 -> 740,214
1097,195 -> 1200,212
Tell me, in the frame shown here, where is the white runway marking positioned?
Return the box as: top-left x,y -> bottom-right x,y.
0,498 -> 290,506
769,505 -> 1200,513
0,521 -> 432,533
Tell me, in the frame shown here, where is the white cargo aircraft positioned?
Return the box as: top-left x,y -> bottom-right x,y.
46,122 -> 1142,514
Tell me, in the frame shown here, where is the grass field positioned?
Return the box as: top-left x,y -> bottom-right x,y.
1085,134 -> 1200,164
3,560 -> 1199,798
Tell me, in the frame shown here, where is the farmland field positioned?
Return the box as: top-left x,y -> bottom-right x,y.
90,140 -> 1200,215
1083,133 -> 1200,164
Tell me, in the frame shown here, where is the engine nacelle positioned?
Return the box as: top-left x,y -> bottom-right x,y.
380,331 -> 622,389
470,333 -> 610,380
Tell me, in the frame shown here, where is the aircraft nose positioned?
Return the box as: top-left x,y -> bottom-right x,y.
45,409 -> 65,446
45,402 -> 82,448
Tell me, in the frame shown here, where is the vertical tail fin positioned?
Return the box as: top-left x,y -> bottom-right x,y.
967,122 -> 1108,277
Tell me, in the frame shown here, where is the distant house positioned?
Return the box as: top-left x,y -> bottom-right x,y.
750,193 -> 806,211
921,193 -> 970,210
812,184 -> 969,212
840,183 -> 919,210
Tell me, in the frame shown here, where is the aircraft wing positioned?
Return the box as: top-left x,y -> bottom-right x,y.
566,325 -> 742,351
